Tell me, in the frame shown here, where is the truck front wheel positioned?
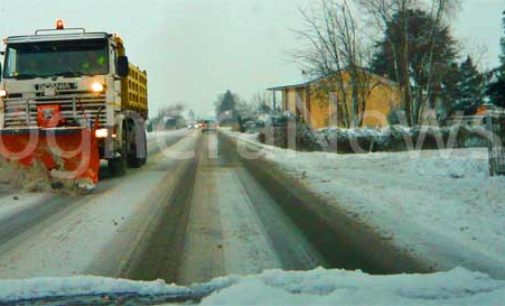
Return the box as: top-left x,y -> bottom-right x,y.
127,130 -> 147,168
108,129 -> 128,177
108,153 -> 127,177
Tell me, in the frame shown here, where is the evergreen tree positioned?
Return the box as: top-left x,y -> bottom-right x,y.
371,9 -> 457,90
438,62 -> 461,122
487,10 -> 505,107
371,8 -> 458,123
453,56 -> 485,115
215,90 -> 240,123
215,90 -> 237,115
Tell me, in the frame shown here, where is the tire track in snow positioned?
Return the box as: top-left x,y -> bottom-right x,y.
128,132 -> 325,286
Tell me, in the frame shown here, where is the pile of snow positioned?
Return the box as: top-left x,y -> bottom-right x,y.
0,276 -> 186,303
223,129 -> 505,279
0,268 -> 504,305
409,150 -> 489,179
0,159 -> 51,192
256,124 -> 490,153
204,268 -> 505,305
221,128 -> 259,143
316,125 -> 489,153
265,147 -> 505,278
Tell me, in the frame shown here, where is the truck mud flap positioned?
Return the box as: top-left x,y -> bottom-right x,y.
0,128 -> 100,191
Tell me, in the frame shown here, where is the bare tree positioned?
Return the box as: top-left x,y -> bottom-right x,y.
357,0 -> 461,126
252,91 -> 273,114
295,0 -> 377,128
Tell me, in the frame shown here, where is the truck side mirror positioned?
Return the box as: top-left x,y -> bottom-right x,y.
117,56 -> 129,78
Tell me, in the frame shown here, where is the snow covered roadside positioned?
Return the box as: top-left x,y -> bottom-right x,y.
218,127 -> 259,143
203,268 -> 505,305
221,129 -> 505,279
0,268 -> 504,305
217,129 -> 261,156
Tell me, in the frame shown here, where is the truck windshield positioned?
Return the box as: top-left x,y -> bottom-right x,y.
3,39 -> 109,79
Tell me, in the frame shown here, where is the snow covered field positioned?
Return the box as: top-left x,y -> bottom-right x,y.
223,130 -> 505,279
1,268 -> 504,305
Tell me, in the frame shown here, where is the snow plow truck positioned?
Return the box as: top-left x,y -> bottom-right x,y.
0,21 -> 148,191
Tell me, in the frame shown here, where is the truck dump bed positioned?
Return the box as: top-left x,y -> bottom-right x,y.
113,35 -> 148,119
122,64 -> 148,119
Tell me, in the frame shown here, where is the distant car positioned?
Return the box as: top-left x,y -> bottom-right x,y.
201,120 -> 218,132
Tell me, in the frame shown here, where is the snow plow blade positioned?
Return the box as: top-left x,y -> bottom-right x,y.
0,128 -> 100,192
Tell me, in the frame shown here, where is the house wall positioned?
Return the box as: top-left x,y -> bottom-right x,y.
308,87 -> 331,129
279,86 -> 328,128
286,88 -> 298,114
282,87 -> 311,123
362,83 -> 400,127
282,90 -> 288,111
310,74 -> 400,129
279,73 -> 400,129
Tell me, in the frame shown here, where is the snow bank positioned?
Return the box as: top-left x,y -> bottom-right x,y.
316,125 -> 489,153
268,147 -> 505,278
258,124 -> 490,153
219,128 -> 259,143
0,268 -> 504,305
0,276 -> 186,303
203,268 -> 505,305
0,159 -> 52,192
222,129 -> 505,279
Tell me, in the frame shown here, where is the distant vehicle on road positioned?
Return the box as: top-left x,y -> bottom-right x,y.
201,120 -> 218,132
163,117 -> 186,130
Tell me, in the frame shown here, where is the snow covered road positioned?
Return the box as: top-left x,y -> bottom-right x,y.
0,130 -> 330,285
0,129 -> 193,279
126,132 -> 324,285
0,129 -> 504,305
176,133 -> 322,284
0,129 -> 500,279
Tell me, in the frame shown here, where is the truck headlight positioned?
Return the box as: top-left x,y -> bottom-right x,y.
95,128 -> 109,138
0,90 -> 7,98
95,128 -> 117,138
91,82 -> 104,93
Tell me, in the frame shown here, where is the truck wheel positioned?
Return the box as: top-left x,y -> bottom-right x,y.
128,130 -> 147,168
109,128 -> 128,177
142,151 -> 147,165
108,150 -> 127,177
141,134 -> 147,165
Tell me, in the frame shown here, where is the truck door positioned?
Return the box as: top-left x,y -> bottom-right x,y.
111,46 -> 122,108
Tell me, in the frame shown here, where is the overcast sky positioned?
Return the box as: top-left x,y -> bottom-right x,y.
0,0 -> 502,117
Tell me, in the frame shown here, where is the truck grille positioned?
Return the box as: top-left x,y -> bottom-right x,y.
3,94 -> 107,128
